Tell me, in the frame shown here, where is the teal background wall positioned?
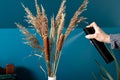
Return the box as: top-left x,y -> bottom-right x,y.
1,0 -> 120,28
0,0 -> 120,80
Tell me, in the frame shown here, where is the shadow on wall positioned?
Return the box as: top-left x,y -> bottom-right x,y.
15,67 -> 35,80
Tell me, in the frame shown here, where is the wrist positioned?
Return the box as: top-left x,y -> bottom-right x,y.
104,34 -> 110,43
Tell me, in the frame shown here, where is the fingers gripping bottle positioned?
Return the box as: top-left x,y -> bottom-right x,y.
84,27 -> 114,64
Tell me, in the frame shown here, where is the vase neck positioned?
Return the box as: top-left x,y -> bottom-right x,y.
48,76 -> 56,80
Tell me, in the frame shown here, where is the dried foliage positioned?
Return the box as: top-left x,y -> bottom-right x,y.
57,13 -> 66,38
55,0 -> 66,27
15,23 -> 44,52
22,0 -> 48,38
64,0 -> 88,40
16,0 -> 88,77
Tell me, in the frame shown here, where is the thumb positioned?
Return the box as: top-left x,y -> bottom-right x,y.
85,34 -> 95,39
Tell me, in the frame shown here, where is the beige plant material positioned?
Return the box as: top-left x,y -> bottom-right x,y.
22,4 -> 35,23
43,35 -> 51,76
15,23 -> 44,52
57,13 -> 65,38
64,0 -> 88,40
55,0 -> 66,27
22,0 -> 48,38
50,16 -> 56,41
35,0 -> 41,17
56,33 -> 64,54
43,36 -> 50,62
54,33 -> 64,61
16,0 -> 88,77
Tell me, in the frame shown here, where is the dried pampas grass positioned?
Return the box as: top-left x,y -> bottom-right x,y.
55,0 -> 66,27
22,0 -> 48,38
16,0 -> 88,77
57,13 -> 65,38
64,0 -> 88,40
15,23 -> 44,52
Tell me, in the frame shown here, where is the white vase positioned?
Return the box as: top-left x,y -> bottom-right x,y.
48,76 -> 56,80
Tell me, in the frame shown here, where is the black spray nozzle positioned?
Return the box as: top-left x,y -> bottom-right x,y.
83,27 -> 114,64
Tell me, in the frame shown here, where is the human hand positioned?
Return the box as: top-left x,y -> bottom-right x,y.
85,22 -> 110,43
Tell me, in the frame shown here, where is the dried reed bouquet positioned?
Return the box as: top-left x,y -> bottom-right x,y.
16,0 -> 88,77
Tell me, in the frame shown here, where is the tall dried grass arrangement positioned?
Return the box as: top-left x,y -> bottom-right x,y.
16,0 -> 88,77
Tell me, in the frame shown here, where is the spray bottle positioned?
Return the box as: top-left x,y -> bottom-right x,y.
83,27 -> 114,64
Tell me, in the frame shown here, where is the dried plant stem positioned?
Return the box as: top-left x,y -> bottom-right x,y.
54,34 -> 64,62
56,34 -> 64,55
110,51 -> 120,80
54,51 -> 62,75
53,34 -> 64,74
95,60 -> 113,80
47,62 -> 51,76
92,72 -> 98,80
50,16 -> 56,41
43,36 -> 52,76
43,36 -> 50,62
